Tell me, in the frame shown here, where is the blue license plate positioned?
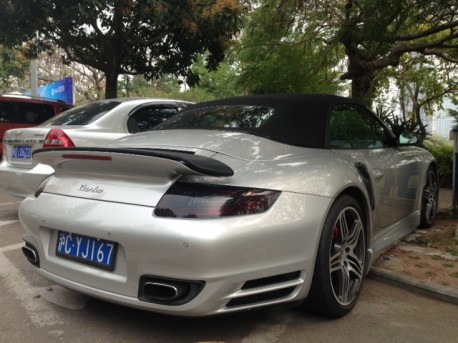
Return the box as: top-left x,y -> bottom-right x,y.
56,231 -> 117,270
12,145 -> 32,160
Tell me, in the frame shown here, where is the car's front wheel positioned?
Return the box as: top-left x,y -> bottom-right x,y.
302,195 -> 366,317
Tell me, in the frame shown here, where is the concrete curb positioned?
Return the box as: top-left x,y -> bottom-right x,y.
369,267 -> 458,305
368,188 -> 458,306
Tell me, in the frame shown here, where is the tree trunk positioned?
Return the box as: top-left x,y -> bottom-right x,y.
351,73 -> 374,107
413,105 -> 427,141
105,71 -> 119,99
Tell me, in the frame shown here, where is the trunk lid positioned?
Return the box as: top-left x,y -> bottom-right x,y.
34,147 -> 234,207
2,127 -> 51,168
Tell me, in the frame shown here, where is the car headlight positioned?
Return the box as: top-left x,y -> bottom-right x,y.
154,182 -> 281,218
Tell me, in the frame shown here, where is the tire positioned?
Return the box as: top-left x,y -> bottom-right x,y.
419,167 -> 439,228
302,195 -> 366,317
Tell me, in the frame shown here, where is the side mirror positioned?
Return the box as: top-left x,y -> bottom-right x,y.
398,132 -> 418,145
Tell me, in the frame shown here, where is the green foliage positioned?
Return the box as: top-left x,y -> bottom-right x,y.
282,0 -> 458,104
0,0 -> 244,98
423,138 -> 454,188
0,46 -> 29,92
375,104 -> 428,143
377,101 -> 455,189
115,74 -> 220,103
119,75 -> 181,98
235,0 -> 343,95
180,87 -> 223,103
123,53 -> 243,102
189,55 -> 240,99
390,55 -> 458,129
449,111 -> 458,126
448,236 -> 458,256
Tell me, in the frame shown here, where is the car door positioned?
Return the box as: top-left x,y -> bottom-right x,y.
328,103 -> 420,229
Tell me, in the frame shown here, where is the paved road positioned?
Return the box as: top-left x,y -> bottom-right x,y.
1,191 -> 457,343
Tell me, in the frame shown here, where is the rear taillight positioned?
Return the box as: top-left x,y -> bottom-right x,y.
154,182 -> 281,218
43,129 -> 75,148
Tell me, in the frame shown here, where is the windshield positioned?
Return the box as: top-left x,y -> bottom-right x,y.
41,100 -> 121,126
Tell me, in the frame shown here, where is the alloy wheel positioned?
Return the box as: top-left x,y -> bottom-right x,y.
329,206 -> 365,306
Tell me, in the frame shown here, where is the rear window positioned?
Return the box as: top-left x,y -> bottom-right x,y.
156,105 -> 275,131
0,101 -> 55,124
42,100 -> 120,126
130,105 -> 181,133
155,103 -> 329,147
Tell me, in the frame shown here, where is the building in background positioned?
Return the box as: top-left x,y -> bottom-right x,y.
424,98 -> 456,139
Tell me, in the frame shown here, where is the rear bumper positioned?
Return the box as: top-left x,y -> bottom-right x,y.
19,191 -> 332,316
0,161 -> 53,197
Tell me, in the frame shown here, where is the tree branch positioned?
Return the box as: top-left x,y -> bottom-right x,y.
423,50 -> 458,63
371,32 -> 458,70
395,19 -> 458,41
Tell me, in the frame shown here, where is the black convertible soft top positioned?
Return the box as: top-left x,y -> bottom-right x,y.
157,94 -> 363,148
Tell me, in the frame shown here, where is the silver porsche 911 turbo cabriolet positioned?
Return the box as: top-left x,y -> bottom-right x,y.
18,94 -> 438,318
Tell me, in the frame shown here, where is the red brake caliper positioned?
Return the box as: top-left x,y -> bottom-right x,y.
332,225 -> 340,238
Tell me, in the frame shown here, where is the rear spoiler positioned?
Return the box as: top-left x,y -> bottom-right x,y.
33,147 -> 234,177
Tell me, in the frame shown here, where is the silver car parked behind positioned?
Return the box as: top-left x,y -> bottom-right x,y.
0,98 -> 192,197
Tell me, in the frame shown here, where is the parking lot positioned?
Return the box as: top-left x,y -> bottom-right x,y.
1,190 -> 458,343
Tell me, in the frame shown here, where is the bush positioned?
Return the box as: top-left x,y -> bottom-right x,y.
375,105 -> 429,143
375,106 -> 454,188
423,138 -> 454,188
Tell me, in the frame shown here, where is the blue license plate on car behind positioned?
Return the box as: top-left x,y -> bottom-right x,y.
56,231 -> 117,270
12,145 -> 32,160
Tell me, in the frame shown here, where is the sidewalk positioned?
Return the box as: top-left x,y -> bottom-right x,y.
370,188 -> 458,305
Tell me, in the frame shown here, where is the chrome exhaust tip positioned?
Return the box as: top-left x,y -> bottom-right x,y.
22,243 -> 40,267
138,276 -> 205,305
143,282 -> 180,301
